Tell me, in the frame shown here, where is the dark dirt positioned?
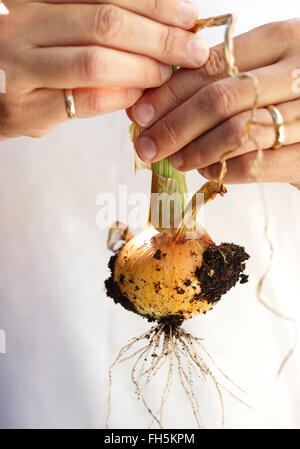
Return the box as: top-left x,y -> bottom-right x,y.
153,249 -> 162,260
175,286 -> 185,295
159,315 -> 184,328
105,253 -> 138,315
195,242 -> 250,304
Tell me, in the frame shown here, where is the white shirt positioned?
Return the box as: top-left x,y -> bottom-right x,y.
0,0 -> 299,429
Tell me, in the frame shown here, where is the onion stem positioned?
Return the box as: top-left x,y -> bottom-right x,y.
149,65 -> 187,226
151,158 -> 188,214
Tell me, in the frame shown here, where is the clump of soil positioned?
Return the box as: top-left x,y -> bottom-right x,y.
159,315 -> 184,328
105,253 -> 138,315
195,242 -> 249,304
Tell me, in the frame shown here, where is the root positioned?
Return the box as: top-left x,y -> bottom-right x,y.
258,184 -> 298,379
106,323 -> 161,429
106,324 -> 249,429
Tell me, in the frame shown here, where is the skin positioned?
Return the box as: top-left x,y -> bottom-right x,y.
129,19 -> 300,189
113,228 -> 214,319
0,0 -> 209,139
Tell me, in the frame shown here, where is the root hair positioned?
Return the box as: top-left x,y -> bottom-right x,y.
106,324 -> 250,429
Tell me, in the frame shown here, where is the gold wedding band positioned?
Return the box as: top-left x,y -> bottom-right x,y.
266,105 -> 285,149
64,89 -> 76,119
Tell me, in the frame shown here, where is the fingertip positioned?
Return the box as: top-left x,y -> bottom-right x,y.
131,102 -> 155,127
169,151 -> 184,170
187,35 -> 210,68
135,136 -> 157,162
124,88 -> 143,108
177,1 -> 198,29
160,64 -> 173,83
198,166 -> 214,179
126,107 -> 134,122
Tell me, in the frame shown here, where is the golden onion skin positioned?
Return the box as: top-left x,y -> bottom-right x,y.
111,228 -> 215,321
105,226 -> 250,323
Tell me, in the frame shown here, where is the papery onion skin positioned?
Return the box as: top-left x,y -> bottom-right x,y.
105,227 -> 249,323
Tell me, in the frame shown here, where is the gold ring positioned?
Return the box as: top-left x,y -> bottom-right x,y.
266,105 -> 285,149
64,89 -> 76,119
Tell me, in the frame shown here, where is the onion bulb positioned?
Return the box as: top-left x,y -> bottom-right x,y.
105,224 -> 249,324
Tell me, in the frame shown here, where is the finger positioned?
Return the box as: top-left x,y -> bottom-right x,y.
134,58 -> 299,163
128,19 -> 299,127
26,46 -> 173,89
71,87 -> 143,117
199,143 -> 300,184
291,183 -> 300,190
169,99 -> 300,171
4,87 -> 142,138
29,3 -> 208,69
29,0 -> 199,29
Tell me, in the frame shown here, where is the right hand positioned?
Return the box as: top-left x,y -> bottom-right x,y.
0,0 -> 209,140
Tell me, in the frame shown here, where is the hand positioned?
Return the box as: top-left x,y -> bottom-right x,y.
0,0 -> 209,139
129,19 -> 300,187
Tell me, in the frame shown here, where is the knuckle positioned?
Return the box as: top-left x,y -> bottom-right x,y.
201,81 -> 239,118
160,117 -> 180,147
0,95 -> 37,138
0,94 -> 50,139
0,96 -> 22,137
160,27 -> 177,57
163,81 -> 179,104
188,146 -> 203,168
276,19 -> 300,41
200,46 -> 226,80
94,5 -> 123,41
80,47 -> 104,82
223,116 -> 247,149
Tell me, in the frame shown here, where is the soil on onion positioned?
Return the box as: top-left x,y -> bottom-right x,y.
195,243 -> 250,304
105,242 -> 249,325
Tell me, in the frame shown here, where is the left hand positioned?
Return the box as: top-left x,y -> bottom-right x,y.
127,19 -> 300,187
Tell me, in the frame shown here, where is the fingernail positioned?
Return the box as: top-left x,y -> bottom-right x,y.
199,167 -> 212,179
170,152 -> 184,169
187,36 -> 208,66
160,64 -> 173,82
133,103 -> 155,127
177,1 -> 198,27
136,136 -> 157,162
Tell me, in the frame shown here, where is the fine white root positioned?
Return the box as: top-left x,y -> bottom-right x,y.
257,184 -> 298,378
106,323 -> 161,429
106,324 -> 249,429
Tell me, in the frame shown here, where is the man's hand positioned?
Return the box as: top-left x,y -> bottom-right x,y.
128,19 -> 300,186
0,0 -> 209,139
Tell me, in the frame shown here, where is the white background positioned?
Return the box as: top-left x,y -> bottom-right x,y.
0,0 -> 300,429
